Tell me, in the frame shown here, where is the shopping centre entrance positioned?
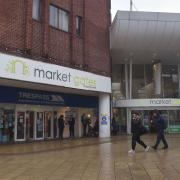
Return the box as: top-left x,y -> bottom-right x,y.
113,107 -> 180,134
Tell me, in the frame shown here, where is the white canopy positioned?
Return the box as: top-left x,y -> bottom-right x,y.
111,11 -> 180,64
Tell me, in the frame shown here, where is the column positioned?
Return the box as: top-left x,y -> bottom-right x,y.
178,64 -> 180,97
125,63 -> 129,99
127,108 -> 131,134
99,93 -> 111,138
129,58 -> 132,99
153,62 -> 162,96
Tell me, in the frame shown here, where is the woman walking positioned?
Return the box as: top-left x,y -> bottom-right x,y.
128,112 -> 150,154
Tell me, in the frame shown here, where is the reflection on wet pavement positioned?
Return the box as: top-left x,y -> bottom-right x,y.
0,135 -> 179,179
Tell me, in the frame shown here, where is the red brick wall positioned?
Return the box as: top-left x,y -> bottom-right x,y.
0,0 -> 26,50
0,0 -> 111,76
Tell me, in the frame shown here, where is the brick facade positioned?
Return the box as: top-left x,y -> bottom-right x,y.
0,0 -> 111,76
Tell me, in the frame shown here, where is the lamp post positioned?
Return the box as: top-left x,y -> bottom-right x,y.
130,0 -> 133,11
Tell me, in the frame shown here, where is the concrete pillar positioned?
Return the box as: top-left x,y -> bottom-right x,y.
99,93 -> 111,138
153,62 -> 162,95
129,59 -> 132,99
127,108 -> 131,134
125,63 -> 129,99
178,64 -> 180,97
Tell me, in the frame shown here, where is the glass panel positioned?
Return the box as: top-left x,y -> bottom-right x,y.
44,112 -> 53,138
169,110 -> 180,126
49,5 -> 58,28
26,111 -> 34,140
169,110 -> 180,133
112,108 -> 127,134
59,9 -> 69,32
17,112 -> 25,140
36,112 -> 44,139
32,0 -> 40,20
162,65 -> 178,98
112,64 -> 126,101
0,109 -> 15,142
144,65 -> 154,98
132,64 -> 145,98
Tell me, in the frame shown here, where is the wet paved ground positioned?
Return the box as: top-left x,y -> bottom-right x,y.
0,135 -> 180,180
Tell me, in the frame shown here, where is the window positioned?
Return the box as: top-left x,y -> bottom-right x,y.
49,5 -> 69,32
76,16 -> 82,36
32,0 -> 41,20
49,5 -> 58,28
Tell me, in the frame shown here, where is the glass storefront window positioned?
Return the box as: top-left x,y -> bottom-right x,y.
36,112 -> 44,139
112,64 -> 126,101
17,112 -> 26,140
112,108 -> 127,134
132,64 -> 145,98
162,65 -> 178,98
44,112 -> 53,138
0,109 -> 15,142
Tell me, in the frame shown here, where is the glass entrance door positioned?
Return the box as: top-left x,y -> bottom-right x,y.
26,111 -> 34,140
44,112 -> 53,139
35,112 -> 44,140
16,111 -> 26,141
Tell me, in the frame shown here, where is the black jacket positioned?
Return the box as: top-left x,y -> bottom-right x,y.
131,119 -> 142,135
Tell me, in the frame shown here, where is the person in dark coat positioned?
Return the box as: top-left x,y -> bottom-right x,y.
128,112 -> 149,154
58,115 -> 65,139
68,115 -> 75,138
152,110 -> 168,150
81,114 -> 88,137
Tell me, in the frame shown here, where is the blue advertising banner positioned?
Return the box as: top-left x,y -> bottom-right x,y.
0,86 -> 98,108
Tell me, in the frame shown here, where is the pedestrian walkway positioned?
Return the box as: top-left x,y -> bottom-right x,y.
0,135 -> 180,179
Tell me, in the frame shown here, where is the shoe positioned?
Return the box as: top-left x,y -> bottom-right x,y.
162,146 -> 168,150
151,146 -> 157,150
128,149 -> 135,154
145,146 -> 150,152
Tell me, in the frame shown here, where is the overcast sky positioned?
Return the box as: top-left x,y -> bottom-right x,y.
111,0 -> 180,19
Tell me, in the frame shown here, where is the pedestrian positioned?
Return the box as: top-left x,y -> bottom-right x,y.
152,110 -> 168,150
81,114 -> 88,137
58,115 -> 65,139
68,115 -> 75,138
128,112 -> 150,154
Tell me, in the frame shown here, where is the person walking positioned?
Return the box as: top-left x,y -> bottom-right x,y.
152,110 -> 168,150
81,114 -> 88,137
58,115 -> 65,139
128,112 -> 150,154
68,115 -> 75,138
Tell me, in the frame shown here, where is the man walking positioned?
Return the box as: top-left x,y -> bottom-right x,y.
152,110 -> 168,150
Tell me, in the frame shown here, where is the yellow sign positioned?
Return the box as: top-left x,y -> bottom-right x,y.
6,59 -> 29,76
73,76 -> 96,89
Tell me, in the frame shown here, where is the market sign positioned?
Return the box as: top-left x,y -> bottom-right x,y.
116,99 -> 180,107
0,53 -> 111,93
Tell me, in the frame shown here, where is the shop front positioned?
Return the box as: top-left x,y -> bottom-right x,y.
0,86 -> 98,143
0,53 -> 111,142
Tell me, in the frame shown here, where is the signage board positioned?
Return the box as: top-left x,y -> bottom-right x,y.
0,53 -> 111,93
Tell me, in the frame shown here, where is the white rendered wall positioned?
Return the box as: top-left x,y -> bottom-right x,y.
99,93 -> 111,138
